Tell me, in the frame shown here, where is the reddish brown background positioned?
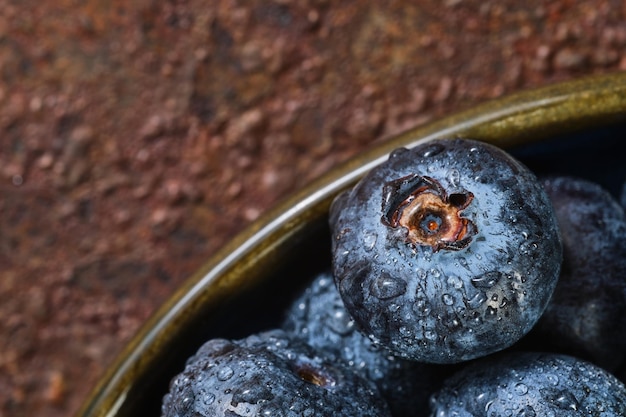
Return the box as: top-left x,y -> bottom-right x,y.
1,1 -> 625,416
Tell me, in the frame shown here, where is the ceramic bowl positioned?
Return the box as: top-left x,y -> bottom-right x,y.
76,72 -> 626,417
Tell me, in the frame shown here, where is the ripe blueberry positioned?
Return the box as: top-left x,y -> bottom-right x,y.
429,351 -> 626,416
532,176 -> 626,371
161,329 -> 391,417
330,138 -> 562,363
283,271 -> 451,416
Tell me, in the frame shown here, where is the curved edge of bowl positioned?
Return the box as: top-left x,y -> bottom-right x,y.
76,71 -> 626,417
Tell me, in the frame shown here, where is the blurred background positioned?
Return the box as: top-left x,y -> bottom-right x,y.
1,1 -> 625,416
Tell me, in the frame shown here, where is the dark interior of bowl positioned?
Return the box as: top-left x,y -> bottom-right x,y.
130,120 -> 626,416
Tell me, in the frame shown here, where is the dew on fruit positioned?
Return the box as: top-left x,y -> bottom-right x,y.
217,366 -> 234,381
362,230 -> 377,251
519,241 -> 538,255
370,273 -> 407,300
389,147 -> 409,159
485,306 -> 498,319
412,296 -> 432,316
447,275 -> 463,289
442,293 -> 455,305
447,169 -> 460,187
467,291 -> 487,309
550,390 -> 579,411
199,389 -> 216,406
514,383 -> 528,396
545,374 -> 559,386
470,271 -> 502,289
420,143 -> 445,158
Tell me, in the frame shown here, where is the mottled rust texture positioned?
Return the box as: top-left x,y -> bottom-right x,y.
1,1 -> 625,416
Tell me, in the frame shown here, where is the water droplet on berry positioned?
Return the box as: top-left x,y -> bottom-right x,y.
471,271 -> 502,288
413,296 -> 432,316
447,275 -> 463,289
485,306 -> 498,319
199,389 -> 215,406
362,230 -> 377,251
519,240 -> 538,255
420,142 -> 444,158
514,382 -> 529,395
447,169 -> 460,187
389,147 -> 409,158
424,329 -> 437,340
552,390 -> 580,411
442,293 -> 455,305
546,374 -> 559,386
467,291 -> 487,309
217,366 -> 234,381
370,273 -> 407,300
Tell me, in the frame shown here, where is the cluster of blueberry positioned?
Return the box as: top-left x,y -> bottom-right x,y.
161,138 -> 626,416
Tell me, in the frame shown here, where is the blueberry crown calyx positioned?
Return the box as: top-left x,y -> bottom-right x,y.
381,174 -> 476,251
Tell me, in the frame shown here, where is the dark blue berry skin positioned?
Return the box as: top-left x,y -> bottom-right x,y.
330,138 -> 562,364
532,176 -> 626,372
161,329 -> 391,417
429,351 -> 626,417
283,271 -> 452,416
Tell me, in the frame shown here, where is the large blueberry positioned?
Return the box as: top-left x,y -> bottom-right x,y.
330,138 -> 562,363
430,351 -> 626,416
532,176 -> 626,371
283,271 -> 452,416
161,329 -> 391,417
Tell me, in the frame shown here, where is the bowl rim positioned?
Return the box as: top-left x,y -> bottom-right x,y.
76,71 -> 626,417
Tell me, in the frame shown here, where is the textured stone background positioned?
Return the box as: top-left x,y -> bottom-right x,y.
1,1 -> 625,416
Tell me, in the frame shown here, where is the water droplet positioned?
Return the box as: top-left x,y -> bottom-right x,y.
447,169 -> 460,187
447,275 -> 463,289
370,273 -> 407,300
471,271 -> 502,289
514,383 -> 529,395
552,391 -> 579,411
389,147 -> 409,158
520,241 -> 538,255
545,374 -> 559,386
413,296 -> 431,316
485,306 -> 498,319
199,389 -> 215,406
362,230 -> 377,251
424,329 -> 437,340
420,143 -> 444,158
217,366 -> 234,381
467,291 -> 487,309
442,293 -> 455,305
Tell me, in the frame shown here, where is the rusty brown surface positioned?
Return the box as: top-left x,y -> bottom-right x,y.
1,1 -> 625,416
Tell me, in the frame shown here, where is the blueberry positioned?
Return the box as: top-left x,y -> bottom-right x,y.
532,176 -> 626,371
283,270 -> 452,416
161,329 -> 391,417
429,351 -> 626,416
329,138 -> 562,363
